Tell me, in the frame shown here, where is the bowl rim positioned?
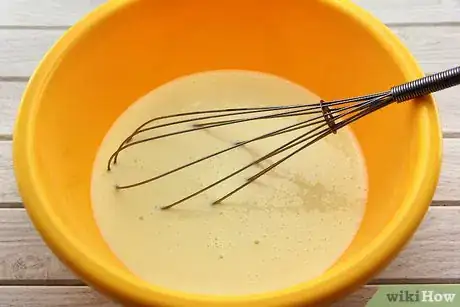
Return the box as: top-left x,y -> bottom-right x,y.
13,0 -> 443,306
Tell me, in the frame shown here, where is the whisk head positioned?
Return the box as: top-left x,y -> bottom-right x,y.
107,90 -> 394,209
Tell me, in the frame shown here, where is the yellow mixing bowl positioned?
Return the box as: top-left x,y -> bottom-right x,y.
12,0 -> 442,306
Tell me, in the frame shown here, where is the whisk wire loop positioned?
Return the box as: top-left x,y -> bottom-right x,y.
106,66 -> 460,209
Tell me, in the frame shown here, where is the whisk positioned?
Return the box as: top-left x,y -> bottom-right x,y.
107,66 -> 460,210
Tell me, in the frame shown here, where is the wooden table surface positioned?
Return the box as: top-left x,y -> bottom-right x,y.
0,0 -> 459,306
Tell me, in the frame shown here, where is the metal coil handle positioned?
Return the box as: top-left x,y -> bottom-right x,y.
391,66 -> 460,103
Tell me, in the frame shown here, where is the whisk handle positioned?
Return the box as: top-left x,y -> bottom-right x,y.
391,66 -> 460,103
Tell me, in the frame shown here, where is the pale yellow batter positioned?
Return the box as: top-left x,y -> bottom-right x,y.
90,70 -> 368,295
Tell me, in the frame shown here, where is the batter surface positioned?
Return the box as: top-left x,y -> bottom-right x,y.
90,70 -> 368,295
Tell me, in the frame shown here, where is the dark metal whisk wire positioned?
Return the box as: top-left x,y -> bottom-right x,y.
108,92 -> 392,209
107,91 -> 388,170
174,94 -> 394,209
105,66 -> 460,209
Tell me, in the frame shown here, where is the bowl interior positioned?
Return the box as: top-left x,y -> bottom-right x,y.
16,0 -> 440,305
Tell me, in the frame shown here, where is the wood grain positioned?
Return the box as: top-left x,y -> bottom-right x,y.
1,81 -> 459,136
354,0 -> 460,24
0,82 -> 24,136
332,286 -> 378,307
0,207 -> 458,282
5,139 -> 460,204
0,142 -> 18,203
1,26 -> 460,136
0,285 -> 446,307
1,26 -> 460,78
0,29 -> 63,78
0,0 -> 459,26
0,0 -> 106,27
0,286 -> 117,307
0,0 -> 459,305
0,209 -> 73,280
0,284 -> 452,307
435,139 -> 460,201
377,207 -> 460,280
390,25 -> 460,73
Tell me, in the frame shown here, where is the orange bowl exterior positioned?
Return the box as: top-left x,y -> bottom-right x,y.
13,0 -> 442,306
